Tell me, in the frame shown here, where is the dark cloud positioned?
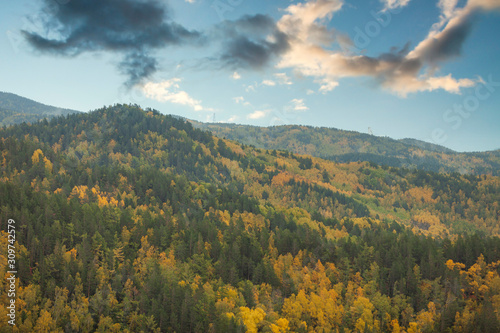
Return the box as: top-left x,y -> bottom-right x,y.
230,14 -> 277,34
120,53 -> 158,88
379,42 -> 411,63
417,16 -> 475,64
217,14 -> 290,70
24,3 -> 287,84
22,0 -> 201,87
22,0 -> 486,94
399,58 -> 422,74
336,43 -> 417,78
353,11 -> 479,92
376,43 -> 423,80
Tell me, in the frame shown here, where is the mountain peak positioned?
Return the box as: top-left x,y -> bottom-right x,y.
0,91 -> 80,126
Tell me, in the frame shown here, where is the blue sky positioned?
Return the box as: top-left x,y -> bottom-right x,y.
1,0 -> 499,152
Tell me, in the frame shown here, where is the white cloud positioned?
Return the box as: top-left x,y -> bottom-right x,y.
426,75 -> 477,93
233,96 -> 251,106
284,0 -> 343,28
233,96 -> 245,104
430,0 -> 459,33
247,110 -> 268,119
142,79 -> 211,111
318,79 -> 339,93
228,115 -> 238,122
262,79 -> 276,86
258,74 -> 293,89
276,0 -> 347,89
381,74 -> 480,97
232,71 -> 241,80
245,84 -> 257,92
439,0 -> 459,18
291,99 -> 309,111
274,73 -> 293,85
380,0 -> 411,11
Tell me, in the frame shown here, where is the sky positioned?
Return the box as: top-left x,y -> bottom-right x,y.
1,0 -> 499,152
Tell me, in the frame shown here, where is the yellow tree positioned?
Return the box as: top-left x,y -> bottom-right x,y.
31,149 -> 43,165
238,306 -> 266,333
33,310 -> 58,333
415,302 -> 437,332
351,296 -> 377,332
270,318 -> 290,333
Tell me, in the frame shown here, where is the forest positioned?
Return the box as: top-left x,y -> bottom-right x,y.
193,121 -> 500,176
0,104 -> 499,332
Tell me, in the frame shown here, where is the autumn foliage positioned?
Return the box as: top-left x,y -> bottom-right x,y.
0,105 -> 499,332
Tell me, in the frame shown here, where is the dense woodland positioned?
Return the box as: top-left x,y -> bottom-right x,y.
193,122 -> 500,176
0,105 -> 499,332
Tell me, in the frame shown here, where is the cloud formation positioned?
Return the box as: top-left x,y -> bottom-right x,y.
262,80 -> 276,86
247,110 -> 268,119
22,0 -> 201,87
22,0 -> 499,96
380,0 -> 411,11
232,72 -> 242,80
274,73 -> 293,85
273,0 -> 499,96
215,14 -> 290,70
291,99 -> 309,111
142,79 -> 211,111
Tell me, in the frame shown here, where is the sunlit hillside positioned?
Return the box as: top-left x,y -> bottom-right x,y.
1,105 -> 499,332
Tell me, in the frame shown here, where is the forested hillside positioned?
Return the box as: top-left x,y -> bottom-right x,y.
0,92 -> 80,127
1,105 -> 499,332
192,122 -> 500,176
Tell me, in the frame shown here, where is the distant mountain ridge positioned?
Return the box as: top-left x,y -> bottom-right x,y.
191,122 -> 500,176
0,91 -> 81,126
398,138 -> 455,153
1,91 -> 498,175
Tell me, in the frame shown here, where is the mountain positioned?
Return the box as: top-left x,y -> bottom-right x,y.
191,122 -> 500,176
398,138 -> 454,153
1,104 -> 499,332
3,91 -> 498,176
0,91 -> 81,126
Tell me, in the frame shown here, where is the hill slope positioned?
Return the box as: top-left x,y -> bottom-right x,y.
0,105 -> 499,332
192,122 -> 500,176
0,91 -> 80,126
3,91 -> 498,176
